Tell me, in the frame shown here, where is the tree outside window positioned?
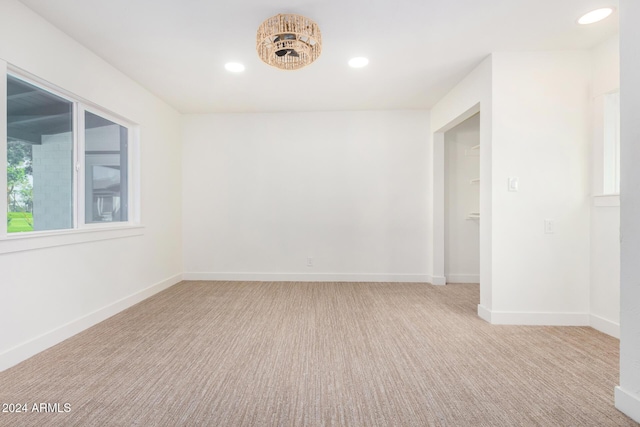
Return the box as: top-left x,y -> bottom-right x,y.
7,140 -> 34,232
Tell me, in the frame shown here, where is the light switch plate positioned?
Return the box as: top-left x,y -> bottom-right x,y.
508,177 -> 519,192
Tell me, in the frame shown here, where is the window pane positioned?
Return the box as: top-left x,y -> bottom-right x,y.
85,111 -> 128,223
7,75 -> 73,233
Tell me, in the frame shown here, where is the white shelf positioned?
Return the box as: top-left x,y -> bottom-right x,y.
465,145 -> 480,156
466,213 -> 480,220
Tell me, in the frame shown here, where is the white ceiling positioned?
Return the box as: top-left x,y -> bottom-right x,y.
19,0 -> 619,113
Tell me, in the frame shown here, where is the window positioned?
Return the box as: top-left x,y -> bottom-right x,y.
84,111 -> 129,224
602,91 -> 620,195
7,75 -> 73,233
5,72 -> 136,235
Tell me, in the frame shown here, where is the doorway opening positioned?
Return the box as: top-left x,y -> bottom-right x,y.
444,113 -> 480,284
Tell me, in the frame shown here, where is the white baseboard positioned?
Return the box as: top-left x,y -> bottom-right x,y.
477,304 -> 492,322
430,275 -> 447,286
183,272 -> 438,284
475,306 -> 589,326
0,273 -> 183,372
446,274 -> 479,284
616,386 -> 640,423
590,314 -> 620,338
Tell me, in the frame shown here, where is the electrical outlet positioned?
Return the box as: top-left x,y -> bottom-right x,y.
307,257 -> 314,267
544,219 -> 555,234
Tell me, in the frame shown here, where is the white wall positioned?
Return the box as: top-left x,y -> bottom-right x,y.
590,35 -> 621,337
0,0 -> 183,371
444,114 -> 480,283
490,51 -> 591,323
616,0 -> 640,421
432,51 -> 593,324
182,111 -> 430,282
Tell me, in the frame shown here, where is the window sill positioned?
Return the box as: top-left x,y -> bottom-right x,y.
593,194 -> 620,207
0,225 -> 145,255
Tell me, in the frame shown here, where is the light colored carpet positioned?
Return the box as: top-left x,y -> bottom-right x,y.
0,281 -> 636,426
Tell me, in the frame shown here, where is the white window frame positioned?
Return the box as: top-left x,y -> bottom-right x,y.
0,62 -> 142,254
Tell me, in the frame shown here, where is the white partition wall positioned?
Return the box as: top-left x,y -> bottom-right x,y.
489,51 -> 591,324
432,50 -> 593,326
616,0 -> 640,422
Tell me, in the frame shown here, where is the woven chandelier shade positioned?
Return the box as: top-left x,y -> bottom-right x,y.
256,14 -> 322,71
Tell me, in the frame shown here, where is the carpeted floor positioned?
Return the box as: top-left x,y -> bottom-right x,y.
0,281 -> 636,426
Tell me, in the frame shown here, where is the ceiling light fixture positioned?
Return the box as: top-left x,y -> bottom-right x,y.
256,14 -> 322,71
577,7 -> 614,25
348,57 -> 369,68
225,62 -> 245,73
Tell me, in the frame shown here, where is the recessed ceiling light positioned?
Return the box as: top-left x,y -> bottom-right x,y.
577,8 -> 614,25
348,57 -> 369,68
225,62 -> 245,73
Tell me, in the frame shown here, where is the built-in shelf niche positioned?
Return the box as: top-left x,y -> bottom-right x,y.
469,145 -> 480,220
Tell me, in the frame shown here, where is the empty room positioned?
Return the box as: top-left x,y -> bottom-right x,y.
1,0 -> 639,426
